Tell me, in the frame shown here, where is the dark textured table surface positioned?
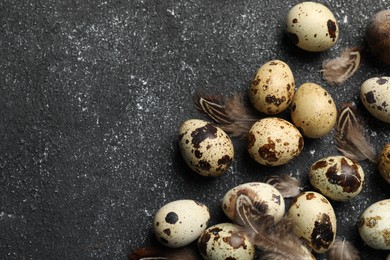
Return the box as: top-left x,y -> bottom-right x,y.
1,0 -> 389,259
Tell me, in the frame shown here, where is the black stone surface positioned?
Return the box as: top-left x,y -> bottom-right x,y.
1,0 -> 389,259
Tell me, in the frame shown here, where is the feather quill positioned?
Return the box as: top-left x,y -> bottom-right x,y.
334,102 -> 377,163
237,214 -> 314,260
327,238 -> 360,260
129,246 -> 199,260
193,92 -> 261,137
266,174 -> 302,198
322,47 -> 361,86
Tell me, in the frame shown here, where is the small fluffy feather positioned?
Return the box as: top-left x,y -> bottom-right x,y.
334,102 -> 377,163
266,174 -> 302,198
327,238 -> 360,260
193,92 -> 261,137
322,47 -> 361,86
236,211 -> 314,260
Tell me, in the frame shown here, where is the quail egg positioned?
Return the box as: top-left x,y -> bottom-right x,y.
222,182 -> 285,226
286,1 -> 339,52
291,82 -> 337,138
378,143 -> 390,184
153,199 -> 210,248
249,60 -> 295,115
247,117 -> 304,166
198,222 -> 255,260
360,77 -> 390,123
366,10 -> 390,64
287,191 -> 337,253
309,156 -> 365,201
179,119 -> 234,176
358,199 -> 390,250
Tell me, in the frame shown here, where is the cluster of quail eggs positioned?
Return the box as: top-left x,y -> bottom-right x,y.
134,1 -> 390,259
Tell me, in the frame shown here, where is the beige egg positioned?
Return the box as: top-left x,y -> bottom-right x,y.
198,222 -> 255,260
286,1 -> 339,52
222,182 -> 285,226
360,77 -> 390,123
247,117 -> 304,166
291,82 -> 337,138
309,156 -> 365,201
378,143 -> 390,184
153,199 -> 210,248
358,199 -> 390,250
249,60 -> 295,115
287,191 -> 337,253
179,119 -> 234,177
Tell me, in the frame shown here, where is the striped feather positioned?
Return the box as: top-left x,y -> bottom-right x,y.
322,47 -> 361,86
193,92 -> 261,137
334,102 -> 377,163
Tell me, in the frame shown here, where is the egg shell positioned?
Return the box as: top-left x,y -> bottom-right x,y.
249,60 -> 295,115
153,199 -> 210,248
178,119 -> 234,177
247,117 -> 304,166
291,82 -> 337,138
286,1 -> 339,52
378,143 -> 390,184
198,222 -> 255,260
360,77 -> 390,123
309,156 -> 365,201
222,182 -> 285,226
358,199 -> 390,250
287,191 -> 337,253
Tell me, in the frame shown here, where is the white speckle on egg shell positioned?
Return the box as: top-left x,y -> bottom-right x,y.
358,199 -> 390,250
291,82 -> 337,138
287,191 -> 337,253
178,119 -> 234,177
153,199 -> 210,248
198,223 -> 255,260
286,1 -> 339,52
309,156 -> 365,201
378,143 -> 390,184
247,117 -> 304,166
249,60 -> 295,115
360,77 -> 390,123
222,182 -> 285,226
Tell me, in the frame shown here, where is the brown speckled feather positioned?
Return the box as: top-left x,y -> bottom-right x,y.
334,102 -> 377,163
236,211 -> 314,260
322,47 -> 361,86
266,174 -> 302,198
193,92 -> 261,137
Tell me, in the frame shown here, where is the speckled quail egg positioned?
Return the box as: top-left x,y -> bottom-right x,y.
291,82 -> 337,138
247,117 -> 304,166
287,191 -> 337,253
179,119 -> 234,177
153,199 -> 210,248
309,156 -> 365,201
222,182 -> 285,226
198,222 -> 255,260
379,143 -> 390,184
286,2 -> 339,52
360,77 -> 390,123
249,60 -> 295,115
358,199 -> 390,250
